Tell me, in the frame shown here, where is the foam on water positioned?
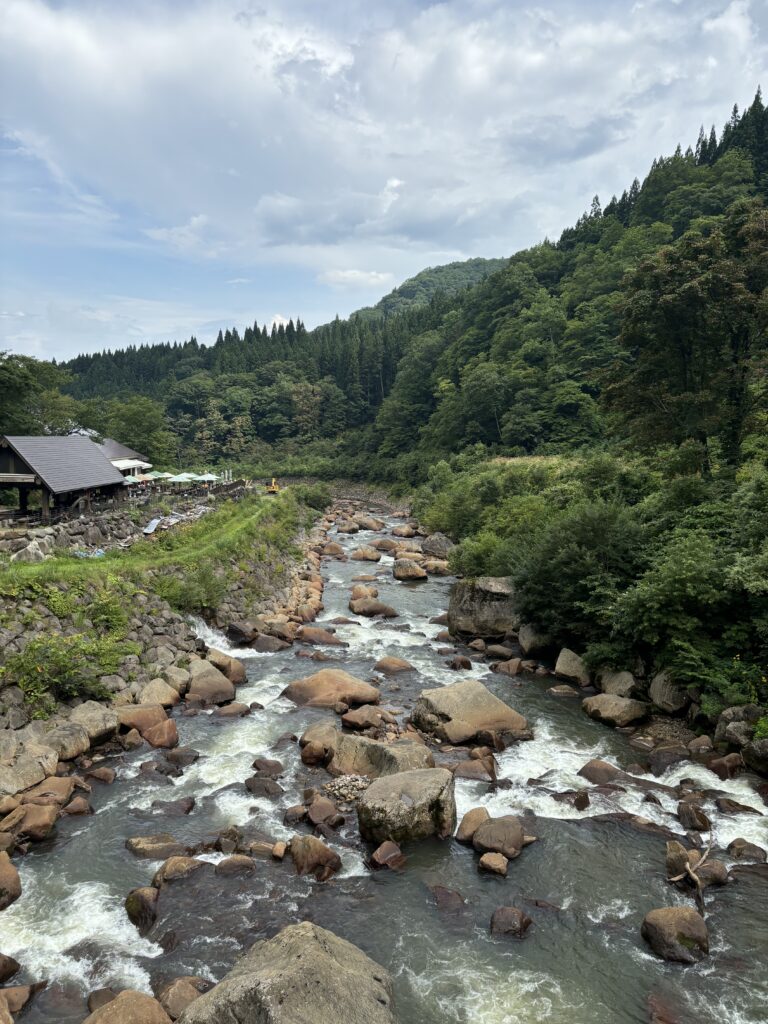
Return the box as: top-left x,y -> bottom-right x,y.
0,871 -> 162,993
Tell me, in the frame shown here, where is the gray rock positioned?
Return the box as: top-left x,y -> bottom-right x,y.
649,671 -> 689,714
555,648 -> 590,687
330,733 -> 434,778
177,922 -> 396,1024
582,694 -> 650,728
412,678 -> 530,745
421,533 -> 455,559
743,737 -> 768,775
69,702 -> 118,743
598,670 -> 636,698
447,576 -> 519,638
45,722 -> 91,760
518,623 -> 551,657
357,768 -> 456,843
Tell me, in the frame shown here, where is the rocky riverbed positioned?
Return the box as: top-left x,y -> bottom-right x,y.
0,503 -> 766,1023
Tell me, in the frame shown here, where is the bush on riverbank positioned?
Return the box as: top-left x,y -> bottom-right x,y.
414,453 -> 768,719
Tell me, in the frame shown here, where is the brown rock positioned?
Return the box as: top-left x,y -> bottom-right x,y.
282,669 -> 380,708
126,834 -> 186,860
374,657 -> 413,674
289,835 -> 342,881
472,816 -> 525,859
641,907 -> 709,963
20,776 -> 74,806
677,801 -> 711,831
215,855 -> 256,876
0,852 -> 21,911
300,626 -> 348,647
456,807 -> 491,843
490,906 -> 532,938
18,803 -> 58,841
0,955 -> 20,984
144,719 -> 179,749
479,852 -> 508,875
118,704 -> 168,736
63,796 -> 92,815
124,887 -> 158,933
87,766 -> 116,784
157,977 -> 211,1020
493,658 -> 522,677
81,989 -> 173,1023
152,856 -> 203,887
370,840 -> 406,870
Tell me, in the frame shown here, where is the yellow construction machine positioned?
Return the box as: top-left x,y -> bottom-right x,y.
265,477 -> 280,494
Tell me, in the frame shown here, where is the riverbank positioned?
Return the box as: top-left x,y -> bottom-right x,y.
0,500 -> 765,1023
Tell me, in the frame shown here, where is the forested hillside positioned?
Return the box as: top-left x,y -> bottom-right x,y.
4,91 -> 766,719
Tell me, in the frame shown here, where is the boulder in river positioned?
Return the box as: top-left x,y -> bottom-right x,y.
472,815 -> 528,859
357,768 -> 456,843
447,576 -> 519,638
125,833 -> 186,860
490,906 -> 532,938
393,559 -> 427,581
124,886 -> 158,933
299,626 -> 348,647
206,648 -> 247,685
727,838 -> 766,862
0,851 -> 21,911
456,806 -> 491,843
140,679 -> 181,707
412,678 -> 531,746
176,922 -> 396,1024
82,989 -> 172,1023
598,670 -> 637,698
330,733 -> 434,778
582,694 -> 650,728
282,669 -> 380,708
0,955 -> 19,984
554,648 -> 590,687
641,907 -> 709,963
374,656 -> 413,674
186,660 -> 235,705
349,597 -> 398,618
289,835 -> 342,881
352,546 -> 382,562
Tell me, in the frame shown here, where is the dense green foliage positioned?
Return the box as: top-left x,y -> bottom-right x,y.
414,451 -> 768,716
353,258 -> 507,321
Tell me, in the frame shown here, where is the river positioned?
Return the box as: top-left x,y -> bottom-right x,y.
3,512 -> 767,1023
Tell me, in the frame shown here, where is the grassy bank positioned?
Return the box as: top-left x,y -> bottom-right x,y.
0,488 -> 314,717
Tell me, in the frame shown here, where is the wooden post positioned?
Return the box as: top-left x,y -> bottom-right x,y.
41,487 -> 51,523
18,487 -> 28,514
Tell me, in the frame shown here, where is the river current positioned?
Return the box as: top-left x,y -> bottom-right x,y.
3,514 -> 767,1023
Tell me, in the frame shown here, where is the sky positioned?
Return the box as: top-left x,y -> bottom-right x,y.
1,0 -> 767,363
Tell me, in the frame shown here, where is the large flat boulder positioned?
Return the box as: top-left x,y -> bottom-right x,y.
582,694 -> 649,727
412,678 -> 530,746
282,669 -> 380,708
357,768 -> 456,843
330,734 -> 434,778
177,922 -> 396,1024
447,577 -> 518,638
68,701 -> 118,743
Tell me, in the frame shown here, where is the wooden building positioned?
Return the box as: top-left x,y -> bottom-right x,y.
98,437 -> 152,477
0,435 -> 127,521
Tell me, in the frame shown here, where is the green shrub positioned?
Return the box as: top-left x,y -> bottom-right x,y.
4,633 -> 138,718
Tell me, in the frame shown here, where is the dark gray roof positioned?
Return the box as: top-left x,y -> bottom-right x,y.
98,437 -> 150,463
2,436 -> 126,495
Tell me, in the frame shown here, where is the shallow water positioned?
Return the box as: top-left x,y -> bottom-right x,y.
5,517 -> 768,1023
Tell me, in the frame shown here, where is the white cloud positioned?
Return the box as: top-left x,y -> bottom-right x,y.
1,0 -> 766,357
226,277 -> 250,285
318,269 -> 395,288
